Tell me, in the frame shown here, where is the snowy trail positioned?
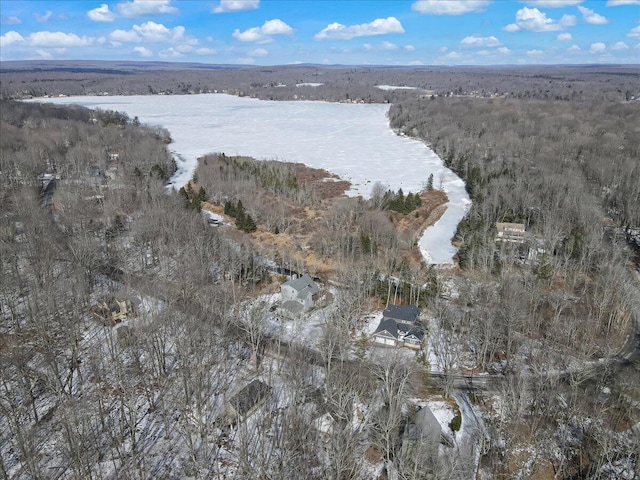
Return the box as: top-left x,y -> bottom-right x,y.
36,94 -> 470,264
453,391 -> 486,479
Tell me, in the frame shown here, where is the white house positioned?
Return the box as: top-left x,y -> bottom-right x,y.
280,274 -> 320,314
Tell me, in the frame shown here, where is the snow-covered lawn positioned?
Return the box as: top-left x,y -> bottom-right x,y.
35,94 -> 470,265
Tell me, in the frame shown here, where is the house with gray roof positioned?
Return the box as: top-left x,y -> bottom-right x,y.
401,405 -> 443,460
372,305 -> 424,349
225,379 -> 271,425
280,274 -> 320,314
383,304 -> 420,324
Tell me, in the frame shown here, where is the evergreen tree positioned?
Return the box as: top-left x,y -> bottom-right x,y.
243,214 -> 257,233
235,208 -> 246,229
198,186 -> 207,202
192,196 -> 202,212
360,232 -> 372,255
224,200 -> 234,216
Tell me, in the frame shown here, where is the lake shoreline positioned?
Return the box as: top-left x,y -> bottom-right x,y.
30,93 -> 470,265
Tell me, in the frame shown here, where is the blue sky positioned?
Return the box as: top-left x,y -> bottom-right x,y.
1,0 -> 638,65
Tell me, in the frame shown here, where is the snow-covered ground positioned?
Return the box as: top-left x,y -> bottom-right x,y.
203,210 -> 225,226
36,94 -> 470,264
376,85 -> 419,91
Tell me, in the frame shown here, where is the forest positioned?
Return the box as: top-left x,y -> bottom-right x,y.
0,63 -> 639,479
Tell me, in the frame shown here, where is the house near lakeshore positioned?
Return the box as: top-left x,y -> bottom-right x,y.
280,274 -> 320,315
494,222 -> 547,265
372,305 -> 425,349
495,222 -> 528,244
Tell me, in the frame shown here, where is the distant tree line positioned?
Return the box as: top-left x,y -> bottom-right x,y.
2,63 -> 638,104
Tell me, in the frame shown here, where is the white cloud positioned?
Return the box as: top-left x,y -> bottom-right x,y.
460,35 -> 501,47
233,28 -> 264,42
35,49 -> 53,59
408,60 -> 424,65
235,56 -> 256,64
315,17 -> 404,40
365,41 -> 409,52
627,25 -> 640,38
134,21 -> 185,42
1,15 -> 22,25
88,4 -> 116,22
0,31 -> 25,47
589,42 -> 606,53
133,46 -> 153,57
578,6 -> 609,24
261,19 -> 293,35
606,0 -> 640,5
110,29 -> 141,42
196,47 -> 217,55
520,1 -> 583,6
249,47 -> 268,55
159,47 -> 183,57
504,7 -> 575,32
233,19 -> 293,43
213,0 -> 259,13
527,49 -> 544,56
497,46 -> 511,54
557,32 -> 572,40
29,31 -> 94,47
567,44 -> 581,52
381,41 -> 399,50
412,0 -> 490,15
117,0 -> 178,18
109,21 -> 189,43
175,44 -> 195,53
610,41 -> 629,50
34,11 -> 53,22
445,51 -> 462,59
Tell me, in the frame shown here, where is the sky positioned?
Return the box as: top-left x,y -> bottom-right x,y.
1,0 -> 639,65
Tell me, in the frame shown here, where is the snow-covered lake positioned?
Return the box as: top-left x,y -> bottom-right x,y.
38,94 -> 470,264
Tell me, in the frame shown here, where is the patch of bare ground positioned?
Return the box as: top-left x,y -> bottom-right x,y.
286,162 -> 352,200
196,160 -> 448,279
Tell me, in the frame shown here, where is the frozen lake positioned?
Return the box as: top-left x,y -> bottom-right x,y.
38,94 -> 470,264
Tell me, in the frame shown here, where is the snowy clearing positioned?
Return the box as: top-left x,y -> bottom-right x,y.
376,85 -> 419,91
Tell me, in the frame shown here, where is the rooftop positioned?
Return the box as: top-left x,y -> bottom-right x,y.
383,304 -> 420,324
